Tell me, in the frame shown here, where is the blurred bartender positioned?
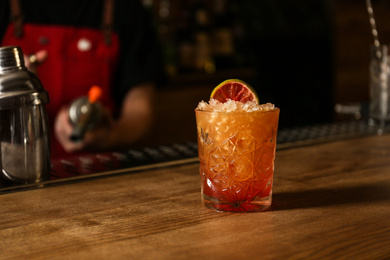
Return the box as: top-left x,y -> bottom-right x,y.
0,0 -> 165,159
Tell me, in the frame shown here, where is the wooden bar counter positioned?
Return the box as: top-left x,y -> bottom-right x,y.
1,134 -> 390,259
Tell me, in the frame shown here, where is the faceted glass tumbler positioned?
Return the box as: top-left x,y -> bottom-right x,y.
195,108 -> 280,212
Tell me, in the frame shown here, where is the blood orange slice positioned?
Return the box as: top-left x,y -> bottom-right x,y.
210,79 -> 259,104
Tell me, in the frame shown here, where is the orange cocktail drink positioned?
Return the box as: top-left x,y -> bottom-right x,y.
195,100 -> 279,212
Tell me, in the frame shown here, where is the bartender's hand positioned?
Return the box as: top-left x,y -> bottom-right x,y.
54,106 -> 114,152
54,83 -> 155,153
24,50 -> 48,73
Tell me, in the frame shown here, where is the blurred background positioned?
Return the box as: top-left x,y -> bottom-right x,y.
137,0 -> 390,147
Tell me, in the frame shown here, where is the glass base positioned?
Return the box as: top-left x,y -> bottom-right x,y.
202,194 -> 272,213
368,117 -> 390,135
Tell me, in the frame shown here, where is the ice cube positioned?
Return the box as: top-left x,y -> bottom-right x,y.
196,99 -> 275,112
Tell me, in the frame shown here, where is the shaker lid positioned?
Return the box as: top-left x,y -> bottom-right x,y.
0,46 -> 25,72
0,46 -> 49,109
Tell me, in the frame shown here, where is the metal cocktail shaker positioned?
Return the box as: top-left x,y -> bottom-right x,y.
0,46 -> 50,185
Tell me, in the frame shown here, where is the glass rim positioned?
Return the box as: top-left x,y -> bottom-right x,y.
195,107 -> 280,114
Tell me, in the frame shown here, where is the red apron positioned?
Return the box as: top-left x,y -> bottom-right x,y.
1,5 -> 119,159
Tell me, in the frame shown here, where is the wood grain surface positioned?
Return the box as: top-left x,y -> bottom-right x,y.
1,134 -> 390,259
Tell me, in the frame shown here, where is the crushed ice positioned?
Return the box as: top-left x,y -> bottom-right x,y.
197,98 -> 275,112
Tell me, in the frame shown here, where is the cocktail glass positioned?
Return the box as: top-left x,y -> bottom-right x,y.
195,107 -> 279,212
369,44 -> 390,134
